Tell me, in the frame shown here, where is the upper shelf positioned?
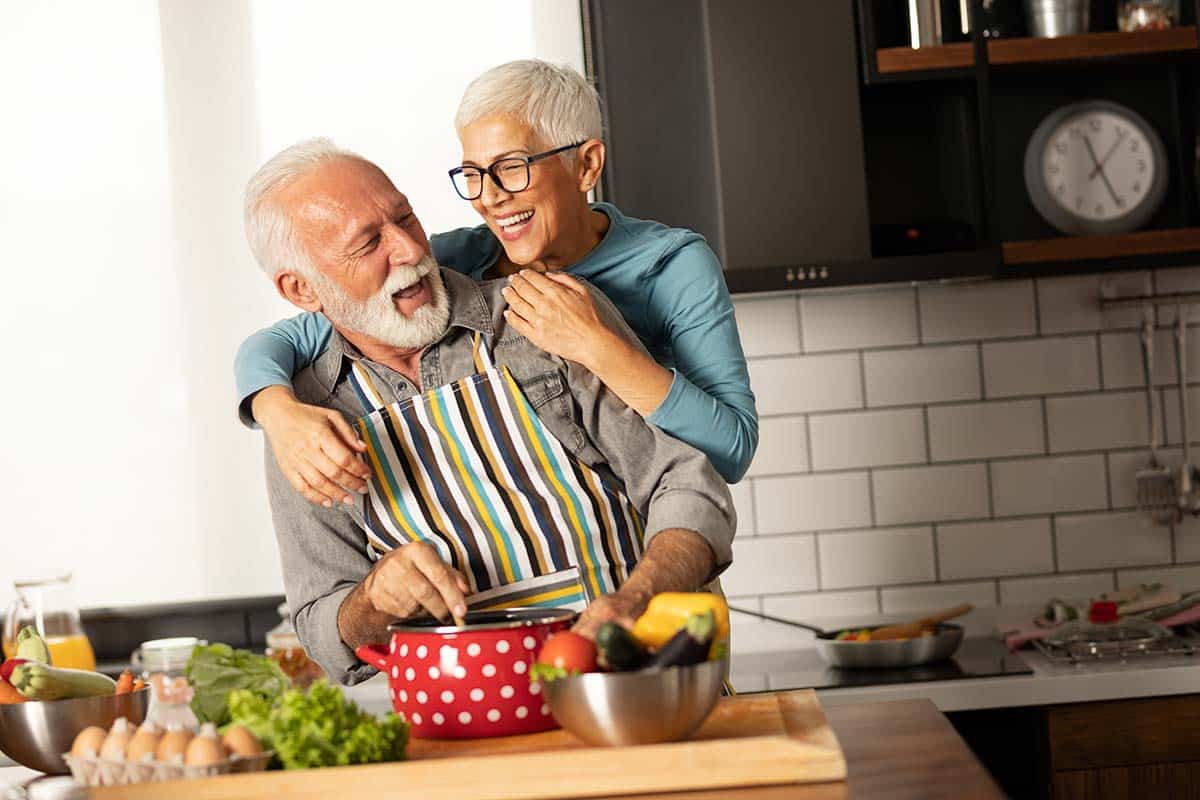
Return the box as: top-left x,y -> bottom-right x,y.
1001,227 -> 1200,266
875,25 -> 1199,76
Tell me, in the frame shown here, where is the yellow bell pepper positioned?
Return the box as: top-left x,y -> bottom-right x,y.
632,592 -> 731,649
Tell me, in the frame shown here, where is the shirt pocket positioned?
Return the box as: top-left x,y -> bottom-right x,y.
516,370 -> 566,410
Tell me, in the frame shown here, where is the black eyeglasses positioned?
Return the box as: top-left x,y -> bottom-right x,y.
448,142 -> 585,200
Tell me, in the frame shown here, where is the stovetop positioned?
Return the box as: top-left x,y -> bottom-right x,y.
730,636 -> 1032,692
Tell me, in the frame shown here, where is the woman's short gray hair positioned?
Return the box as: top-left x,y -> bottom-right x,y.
244,137 -> 365,277
454,60 -> 603,163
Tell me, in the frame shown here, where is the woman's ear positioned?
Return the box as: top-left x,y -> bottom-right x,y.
275,270 -> 323,313
577,139 -> 606,193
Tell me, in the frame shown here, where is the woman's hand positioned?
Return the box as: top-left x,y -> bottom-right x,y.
252,385 -> 372,508
501,270 -> 620,370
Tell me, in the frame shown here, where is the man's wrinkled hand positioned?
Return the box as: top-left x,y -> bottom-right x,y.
572,586 -> 652,640
364,541 -> 471,625
254,385 -> 373,508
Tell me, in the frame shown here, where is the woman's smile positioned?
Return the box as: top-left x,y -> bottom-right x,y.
495,209 -> 535,241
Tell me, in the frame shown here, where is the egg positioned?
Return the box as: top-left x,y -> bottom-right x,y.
155,725 -> 194,764
99,717 -> 134,762
125,720 -> 162,763
70,726 -> 108,759
184,722 -> 228,766
221,725 -> 262,758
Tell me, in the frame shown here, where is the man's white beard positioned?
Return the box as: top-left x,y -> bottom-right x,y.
311,255 -> 451,349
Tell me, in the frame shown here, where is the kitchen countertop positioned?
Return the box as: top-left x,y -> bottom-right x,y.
733,640 -> 1200,712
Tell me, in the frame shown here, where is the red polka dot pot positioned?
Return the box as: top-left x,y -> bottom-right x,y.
355,608 -> 574,739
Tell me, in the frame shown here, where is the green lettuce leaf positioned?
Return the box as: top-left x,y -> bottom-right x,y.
187,643 -> 291,725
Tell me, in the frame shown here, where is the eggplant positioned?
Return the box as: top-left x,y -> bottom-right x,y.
596,622 -> 649,671
646,610 -> 715,669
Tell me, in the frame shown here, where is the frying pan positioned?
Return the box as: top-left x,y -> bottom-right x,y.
729,605 -> 969,669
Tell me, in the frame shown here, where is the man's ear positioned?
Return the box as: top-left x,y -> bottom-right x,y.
577,139 -> 605,194
274,270 -> 323,313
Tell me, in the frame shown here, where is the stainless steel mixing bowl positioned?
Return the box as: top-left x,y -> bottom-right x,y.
544,659 -> 726,746
0,689 -> 149,773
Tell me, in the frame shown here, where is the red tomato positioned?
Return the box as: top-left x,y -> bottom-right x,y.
536,632 -> 598,674
0,659 -> 26,684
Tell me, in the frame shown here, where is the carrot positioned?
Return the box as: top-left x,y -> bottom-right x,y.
0,679 -> 27,704
132,677 -> 145,692
114,669 -> 134,695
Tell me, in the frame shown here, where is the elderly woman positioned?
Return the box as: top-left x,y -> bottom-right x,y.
236,60 -> 758,513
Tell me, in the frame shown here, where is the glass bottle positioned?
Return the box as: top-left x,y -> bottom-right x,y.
131,637 -> 202,728
265,603 -> 324,688
3,572 -> 96,671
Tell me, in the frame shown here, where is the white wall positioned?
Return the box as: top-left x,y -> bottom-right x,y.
1,1 -> 585,611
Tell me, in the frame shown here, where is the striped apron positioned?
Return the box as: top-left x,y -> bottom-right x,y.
348,334 -> 645,613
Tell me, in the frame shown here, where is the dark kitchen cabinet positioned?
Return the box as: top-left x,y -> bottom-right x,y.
582,0 -> 1200,292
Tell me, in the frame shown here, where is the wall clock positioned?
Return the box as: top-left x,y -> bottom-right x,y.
1023,100 -> 1168,236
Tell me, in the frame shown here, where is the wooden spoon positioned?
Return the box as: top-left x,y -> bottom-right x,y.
869,603 -> 974,641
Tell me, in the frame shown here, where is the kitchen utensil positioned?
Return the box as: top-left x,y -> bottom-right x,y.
355,607 -> 573,740
908,0 -> 944,47
1043,600 -> 1172,658
1136,309 -> 1176,522
1174,304 -> 1198,514
3,573 -> 95,671
543,658 -> 727,746
1025,0 -> 1089,37
728,607 -> 965,668
0,688 -> 149,774
869,603 -> 973,640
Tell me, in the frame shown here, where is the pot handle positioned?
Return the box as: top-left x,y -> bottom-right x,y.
355,644 -> 390,670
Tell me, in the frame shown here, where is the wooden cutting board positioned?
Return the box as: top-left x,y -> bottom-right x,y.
94,690 -> 846,800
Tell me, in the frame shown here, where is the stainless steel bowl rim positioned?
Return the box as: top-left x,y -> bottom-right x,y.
387,607 -> 575,633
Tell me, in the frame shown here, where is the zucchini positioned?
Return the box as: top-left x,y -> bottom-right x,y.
10,662 -> 116,701
596,623 -> 648,671
14,626 -> 51,665
647,610 -> 715,669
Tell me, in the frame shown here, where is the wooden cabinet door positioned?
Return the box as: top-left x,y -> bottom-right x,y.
1055,762 -> 1200,800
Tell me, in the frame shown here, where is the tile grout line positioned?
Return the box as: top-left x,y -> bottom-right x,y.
1049,514 -> 1060,572
1095,332 -> 1106,390
913,286 -> 923,345
867,468 -> 877,527
985,461 -> 995,518
922,406 -> 933,464
1041,397 -> 1051,454
858,350 -> 868,409
931,524 -> 941,581
1103,452 -> 1114,511
977,342 -> 987,400
1032,279 -> 1042,336
794,294 -> 805,354
802,414 -> 813,474
875,586 -> 883,614
812,533 -> 823,591
992,578 -> 1001,607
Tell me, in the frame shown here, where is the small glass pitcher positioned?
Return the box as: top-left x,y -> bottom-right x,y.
2,572 -> 97,671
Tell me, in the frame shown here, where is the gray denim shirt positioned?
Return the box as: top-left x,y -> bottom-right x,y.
263,268 -> 736,684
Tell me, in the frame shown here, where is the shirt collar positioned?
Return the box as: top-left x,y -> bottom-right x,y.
312,267 -> 494,393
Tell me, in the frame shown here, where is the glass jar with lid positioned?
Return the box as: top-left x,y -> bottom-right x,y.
3,572 -> 96,671
1118,0 -> 1179,31
265,603 -> 324,688
131,636 -> 204,728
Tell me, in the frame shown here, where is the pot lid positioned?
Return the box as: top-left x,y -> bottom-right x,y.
387,607 -> 576,634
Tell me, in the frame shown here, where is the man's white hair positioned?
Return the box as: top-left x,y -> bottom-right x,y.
244,137 -> 367,277
454,60 -> 603,165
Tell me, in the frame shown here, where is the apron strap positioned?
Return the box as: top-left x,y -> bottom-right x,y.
472,331 -> 497,373
348,361 -> 387,413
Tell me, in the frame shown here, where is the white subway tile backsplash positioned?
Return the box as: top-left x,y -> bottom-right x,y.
754,473 -> 873,534
748,353 -> 862,416
808,408 -> 925,470
1159,386 -> 1200,446
982,336 -> 1099,398
799,288 -> 918,352
818,527 -> 935,589
1047,391 -> 1153,452
733,296 -> 801,357
722,535 -> 818,596
863,345 -> 981,407
729,480 -> 756,537
1099,329 -> 1180,389
761,590 -> 880,621
1056,510 -> 1172,571
999,572 -> 1116,607
1117,564 -> 1200,591
1108,447 -> 1182,509
919,280 -> 1036,343
1154,267 -> 1200,324
745,416 -> 809,477
881,581 -> 998,614
1176,516 -> 1200,562
937,518 -> 1054,579
928,400 -> 1044,462
1037,272 -> 1149,334
991,454 -> 1108,516
873,463 -> 990,525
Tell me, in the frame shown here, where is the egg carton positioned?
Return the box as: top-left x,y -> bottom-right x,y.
62,751 -> 272,787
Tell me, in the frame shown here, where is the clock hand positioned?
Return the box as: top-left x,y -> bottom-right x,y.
1084,135 -> 1121,207
1088,129 -> 1128,181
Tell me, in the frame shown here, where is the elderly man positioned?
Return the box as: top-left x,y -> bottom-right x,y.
244,139 -> 736,684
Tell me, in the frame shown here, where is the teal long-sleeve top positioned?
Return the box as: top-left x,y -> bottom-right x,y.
234,202 -> 758,482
